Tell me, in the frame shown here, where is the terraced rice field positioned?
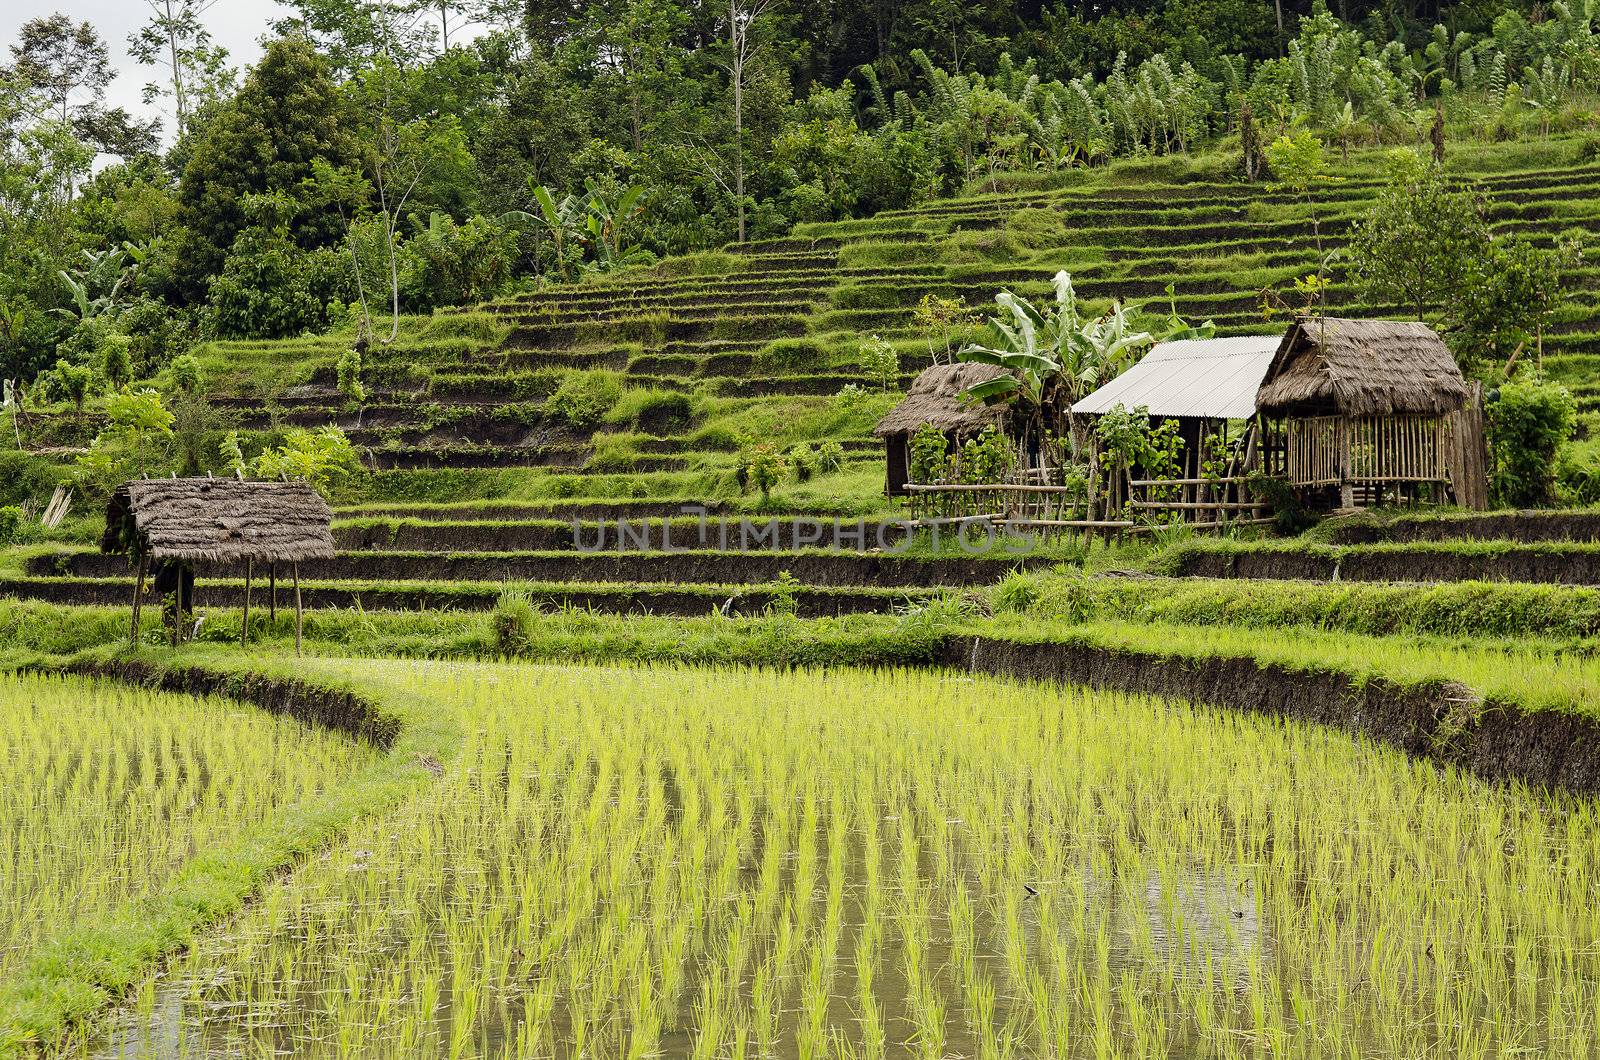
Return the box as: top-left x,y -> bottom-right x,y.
71,660 -> 1600,1059
11,138 -> 1600,619
0,671 -> 375,986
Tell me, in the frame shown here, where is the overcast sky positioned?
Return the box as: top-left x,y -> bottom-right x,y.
2,0 -> 293,142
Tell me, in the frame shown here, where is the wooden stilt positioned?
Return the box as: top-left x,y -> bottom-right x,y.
269,563 -> 277,622
292,562 -> 303,657
171,565 -> 183,648
130,553 -> 148,650
241,558 -> 253,646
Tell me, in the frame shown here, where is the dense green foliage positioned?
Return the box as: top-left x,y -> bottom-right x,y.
6,0 -> 1600,384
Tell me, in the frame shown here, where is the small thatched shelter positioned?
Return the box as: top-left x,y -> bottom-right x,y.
1256,317 -> 1485,509
102,478 -> 335,651
874,364 -> 1011,494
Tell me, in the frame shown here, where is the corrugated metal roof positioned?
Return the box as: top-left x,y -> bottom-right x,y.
1071,335 -> 1283,419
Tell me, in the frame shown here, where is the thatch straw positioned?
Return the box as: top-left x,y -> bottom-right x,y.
101,479 -> 336,564
873,363 -> 1010,437
1256,317 -> 1468,416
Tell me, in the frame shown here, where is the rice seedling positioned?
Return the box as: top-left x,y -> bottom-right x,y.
0,671 -> 375,987
73,659 -> 1600,1059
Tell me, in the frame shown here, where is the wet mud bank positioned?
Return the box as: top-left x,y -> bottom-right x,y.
1174,547 -> 1600,586
1326,511 -> 1600,545
61,658 -> 400,748
948,635 -> 1600,796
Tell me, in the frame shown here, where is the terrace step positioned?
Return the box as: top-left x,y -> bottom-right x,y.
39,549 -> 1035,588
334,513 -> 903,553
336,499 -> 862,520
1171,540 -> 1600,586
1321,511 -> 1600,546
0,575 -> 934,618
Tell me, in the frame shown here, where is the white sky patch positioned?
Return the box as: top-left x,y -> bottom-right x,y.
2,0 -> 293,144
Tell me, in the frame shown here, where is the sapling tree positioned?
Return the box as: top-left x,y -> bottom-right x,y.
1345,150 -> 1492,323
715,0 -> 778,243
128,0 -> 234,139
1264,129 -> 1337,309
860,334 -> 899,391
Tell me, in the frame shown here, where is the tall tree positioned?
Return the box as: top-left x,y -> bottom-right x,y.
586,0 -> 687,153
5,15 -> 113,128
4,17 -> 156,184
128,0 -> 235,139
177,36 -> 359,278
270,0 -> 437,77
718,0 -> 778,243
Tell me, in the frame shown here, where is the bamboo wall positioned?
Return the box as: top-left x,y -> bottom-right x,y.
1284,414 -> 1449,488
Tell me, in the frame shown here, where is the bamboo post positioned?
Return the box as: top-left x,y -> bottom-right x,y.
293,561 -> 303,657
241,558 -> 253,646
129,553 -> 148,650
171,565 -> 183,648
269,562 -> 277,622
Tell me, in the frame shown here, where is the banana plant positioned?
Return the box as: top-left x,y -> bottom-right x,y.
527,181 -> 586,282
959,270 -> 1213,462
578,181 -> 649,274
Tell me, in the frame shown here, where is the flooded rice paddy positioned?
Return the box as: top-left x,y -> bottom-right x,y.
0,670 -> 376,987
73,661 -> 1600,1058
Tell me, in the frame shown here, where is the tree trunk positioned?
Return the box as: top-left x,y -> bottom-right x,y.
164,0 -> 188,137
732,0 -> 746,244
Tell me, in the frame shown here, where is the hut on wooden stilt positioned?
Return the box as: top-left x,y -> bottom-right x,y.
101,478 -> 335,654
1255,317 -> 1487,510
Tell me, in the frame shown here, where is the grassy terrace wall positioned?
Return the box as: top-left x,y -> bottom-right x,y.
1163,538 -> 1600,585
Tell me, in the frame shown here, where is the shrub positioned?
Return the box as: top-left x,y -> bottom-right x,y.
789,444 -> 817,482
97,333 -> 132,391
75,388 -> 176,497
957,425 -> 1013,485
765,570 -> 801,616
1489,379 -> 1576,507
831,284 -> 901,310
37,359 -> 95,411
493,591 -> 537,656
169,354 -> 203,394
756,338 -> 825,373
816,440 -> 846,474
740,443 -> 787,499
910,422 -> 950,483
253,426 -> 364,498
543,370 -> 624,430
860,334 -> 899,391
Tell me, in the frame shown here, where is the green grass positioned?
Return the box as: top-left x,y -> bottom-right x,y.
997,570 -> 1600,640
48,657 -> 1600,1058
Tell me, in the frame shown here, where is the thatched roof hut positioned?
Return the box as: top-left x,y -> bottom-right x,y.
102,478 -> 335,564
1256,317 -> 1468,417
873,363 -> 1010,438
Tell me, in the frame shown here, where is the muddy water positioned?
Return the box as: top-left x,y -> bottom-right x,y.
88,825 -> 1274,1060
